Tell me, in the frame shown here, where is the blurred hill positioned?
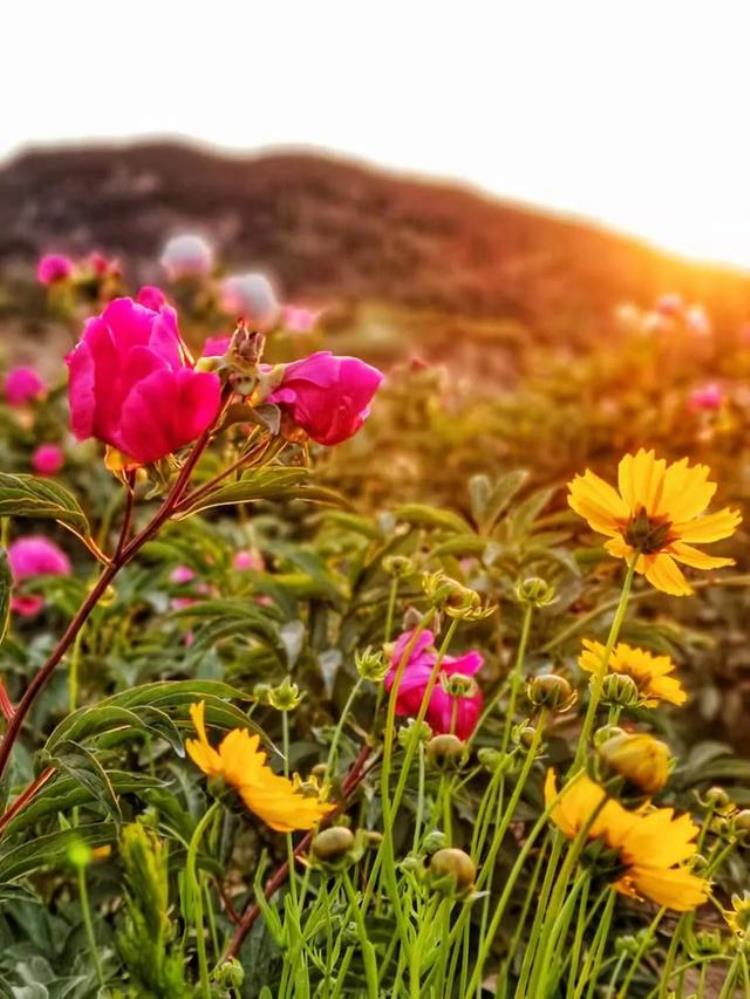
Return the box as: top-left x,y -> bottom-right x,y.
1,141 -> 750,342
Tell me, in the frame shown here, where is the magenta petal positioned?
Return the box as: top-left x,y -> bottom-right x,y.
102,298 -> 161,350
65,340 -> 96,440
443,650 -> 484,678
390,629 -> 435,668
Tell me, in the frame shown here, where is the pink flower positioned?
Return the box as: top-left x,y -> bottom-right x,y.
233,549 -> 264,571
201,334 -> 232,358
161,234 -> 214,280
281,304 -> 320,333
655,293 -> 684,318
65,297 -> 222,465
385,629 -> 484,739
266,351 -> 383,446
32,444 -> 64,476
136,285 -> 167,311
8,536 -> 72,617
170,565 -> 196,585
4,366 -> 47,406
689,383 -> 724,411
220,273 -> 280,331
37,254 -> 74,285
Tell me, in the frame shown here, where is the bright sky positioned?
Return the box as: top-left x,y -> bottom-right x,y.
4,2 -> 750,268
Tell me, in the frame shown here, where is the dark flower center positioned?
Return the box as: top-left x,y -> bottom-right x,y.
624,508 -> 673,554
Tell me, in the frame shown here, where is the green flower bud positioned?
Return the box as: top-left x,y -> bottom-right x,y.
593,724 -> 625,748
213,958 -> 245,989
732,809 -> 750,844
397,718 -> 432,748
704,786 -> 732,810
600,672 -> 640,708
423,830 -> 447,854
514,577 -> 557,608
440,672 -> 478,699
513,725 -> 539,749
422,571 -> 493,620
311,827 -> 356,863
428,848 -> 477,896
382,555 -> 416,579
67,840 -> 93,870
526,674 -> 576,712
692,930 -> 724,956
426,733 -> 467,769
477,747 -> 508,774
355,646 -> 388,683
268,676 -> 302,711
253,682 -> 273,705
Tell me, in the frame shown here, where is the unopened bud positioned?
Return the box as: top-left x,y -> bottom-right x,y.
600,672 -> 640,708
477,748 -> 509,774
311,827 -> 355,862
514,725 -> 539,749
355,647 -> 388,683
398,718 -> 432,748
213,958 -> 245,989
704,786 -> 732,810
440,672 -> 478,699
423,830 -> 447,854
253,682 -> 272,705
382,555 -> 416,579
526,674 -> 576,712
428,848 -> 476,895
597,732 -> 671,795
732,809 -> 750,844
426,734 -> 467,769
228,324 -> 266,374
268,677 -> 302,711
515,577 -> 557,608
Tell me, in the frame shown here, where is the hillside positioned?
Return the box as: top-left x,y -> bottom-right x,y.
1,141 -> 749,342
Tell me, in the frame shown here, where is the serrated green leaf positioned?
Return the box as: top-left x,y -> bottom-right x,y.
0,474 -> 90,546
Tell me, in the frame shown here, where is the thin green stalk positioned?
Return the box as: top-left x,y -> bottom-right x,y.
281,709 -> 298,910
384,575 -> 399,644
326,676 -> 363,776
413,741 -> 426,853
501,603 -> 533,753
566,873 -> 591,997
185,801 -> 220,999
572,557 -> 636,771
616,907 -> 665,999
77,863 -> 105,989
579,890 -> 616,999
341,871 -> 377,999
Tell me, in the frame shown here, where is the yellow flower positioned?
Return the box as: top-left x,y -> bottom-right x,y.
545,770 -> 709,911
568,449 -> 740,596
579,639 -> 687,707
597,732 -> 671,795
185,702 -> 334,832
724,891 -> 750,937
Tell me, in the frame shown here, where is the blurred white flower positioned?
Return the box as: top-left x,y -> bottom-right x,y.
220,272 -> 281,331
160,234 -> 214,280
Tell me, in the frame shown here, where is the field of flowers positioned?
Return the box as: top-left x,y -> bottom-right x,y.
0,239 -> 748,998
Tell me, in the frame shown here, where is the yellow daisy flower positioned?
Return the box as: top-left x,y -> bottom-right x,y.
545,770 -> 709,911
579,639 -> 687,707
568,449 -> 740,596
185,702 -> 334,832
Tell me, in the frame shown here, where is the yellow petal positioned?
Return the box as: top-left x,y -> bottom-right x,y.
630,450 -> 667,516
568,471 -> 629,535
647,674 -> 688,706
619,809 -> 699,868
239,775 -> 334,832
643,554 -> 693,596
627,866 -> 709,911
655,459 -> 716,522
186,738 -> 223,778
218,729 -> 266,789
668,541 -> 734,570
672,507 -> 742,543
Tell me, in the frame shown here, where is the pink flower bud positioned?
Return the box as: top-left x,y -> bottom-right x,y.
65,298 -> 221,465
32,443 -> 64,476
266,351 -> 383,446
233,549 -> 264,571
36,254 -> 74,285
136,285 -> 167,311
160,234 -> 214,280
689,383 -> 724,411
281,304 -> 320,333
170,565 -> 196,585
4,366 -> 47,406
219,273 -> 280,331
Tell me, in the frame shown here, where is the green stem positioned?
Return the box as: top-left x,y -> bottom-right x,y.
326,677 -> 363,777
78,863 -> 105,989
185,801 -> 220,999
617,907 -> 665,999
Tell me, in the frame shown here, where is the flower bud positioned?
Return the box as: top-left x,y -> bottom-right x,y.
440,672 -> 478,700
732,809 -> 750,844
253,682 -> 272,705
526,674 -> 576,712
692,930 -> 725,956
704,786 -> 732,810
213,958 -> 245,989
67,840 -> 93,870
513,725 -> 539,749
426,734 -> 467,769
423,830 -> 447,854
515,577 -> 557,608
228,324 -> 266,374
600,672 -> 640,708
477,748 -> 509,774
355,646 -> 388,683
268,677 -> 302,711
311,827 -> 355,862
397,718 -> 433,748
428,848 -> 476,895
220,273 -> 281,332
422,571 -> 492,620
593,724 -> 625,747
382,555 -> 416,579
597,732 -> 671,795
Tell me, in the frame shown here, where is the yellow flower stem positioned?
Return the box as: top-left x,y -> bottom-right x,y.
573,556 -> 637,771
185,800 -> 220,999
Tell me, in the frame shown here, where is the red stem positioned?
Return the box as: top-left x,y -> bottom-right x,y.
0,425 -> 216,786
0,680 -> 15,722
0,766 -> 55,836
223,744 -> 372,960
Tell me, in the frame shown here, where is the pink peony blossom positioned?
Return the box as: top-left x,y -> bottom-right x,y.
220,273 -> 280,331
8,536 -> 72,617
266,351 -> 383,446
689,383 -> 724,411
161,234 -> 214,280
233,548 -> 264,571
32,443 -> 64,476
201,334 -> 232,358
65,297 -> 222,465
4,366 -> 47,406
170,565 -> 196,585
281,304 -> 320,333
37,254 -> 74,285
136,285 -> 167,311
385,629 -> 484,739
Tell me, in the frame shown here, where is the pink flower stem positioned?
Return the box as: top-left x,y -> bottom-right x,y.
112,472 -> 136,562
0,419 -> 220,789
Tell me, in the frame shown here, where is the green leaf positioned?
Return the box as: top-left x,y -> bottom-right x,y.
394,503 -> 472,534
0,549 -> 10,648
176,467 -> 310,518
44,741 -> 122,821
0,822 -> 116,882
0,474 -> 90,543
